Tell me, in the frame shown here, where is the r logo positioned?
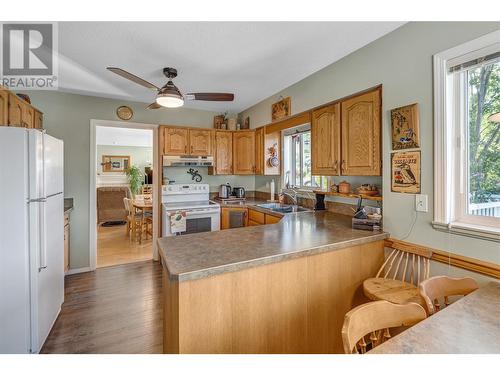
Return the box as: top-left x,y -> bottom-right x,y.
2,23 -> 53,76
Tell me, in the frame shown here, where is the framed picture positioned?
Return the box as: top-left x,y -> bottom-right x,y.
271,97 -> 291,122
242,116 -> 250,129
213,115 -> 225,129
391,150 -> 421,194
391,103 -> 420,150
101,155 -> 130,172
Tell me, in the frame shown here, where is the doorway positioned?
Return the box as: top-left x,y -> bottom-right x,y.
89,120 -> 159,270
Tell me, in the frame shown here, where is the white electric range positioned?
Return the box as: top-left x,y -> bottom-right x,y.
161,184 -> 220,237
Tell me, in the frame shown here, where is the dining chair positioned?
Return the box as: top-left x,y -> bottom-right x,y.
141,185 -> 153,195
418,276 -> 479,315
341,300 -> 427,354
124,197 -> 142,242
363,242 -> 433,306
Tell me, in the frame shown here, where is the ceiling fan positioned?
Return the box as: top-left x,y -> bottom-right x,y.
106,67 -> 234,109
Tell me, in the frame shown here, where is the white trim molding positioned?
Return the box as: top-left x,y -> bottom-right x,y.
433,29 -> 500,242
89,119 -> 160,271
65,267 -> 92,275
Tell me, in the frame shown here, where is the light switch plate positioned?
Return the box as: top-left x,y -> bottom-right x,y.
415,194 -> 428,212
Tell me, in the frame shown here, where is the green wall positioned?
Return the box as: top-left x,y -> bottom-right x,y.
24,91 -> 218,270
239,22 -> 500,264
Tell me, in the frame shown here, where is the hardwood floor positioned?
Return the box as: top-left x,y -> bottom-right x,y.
97,224 -> 152,268
41,261 -> 163,354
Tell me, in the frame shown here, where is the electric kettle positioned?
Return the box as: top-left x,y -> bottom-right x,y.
219,183 -> 231,199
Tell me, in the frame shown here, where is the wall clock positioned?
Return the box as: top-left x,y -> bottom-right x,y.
116,106 -> 133,121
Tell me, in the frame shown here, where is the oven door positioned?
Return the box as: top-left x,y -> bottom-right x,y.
162,206 -> 220,237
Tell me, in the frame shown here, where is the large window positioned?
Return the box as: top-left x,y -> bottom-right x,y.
283,127 -> 328,190
433,30 -> 500,239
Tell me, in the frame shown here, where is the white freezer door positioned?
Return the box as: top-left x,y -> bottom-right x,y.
28,131 -> 64,200
29,194 -> 64,353
43,133 -> 63,197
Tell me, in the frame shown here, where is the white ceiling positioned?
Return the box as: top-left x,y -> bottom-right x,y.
96,126 -> 153,147
57,22 -> 404,112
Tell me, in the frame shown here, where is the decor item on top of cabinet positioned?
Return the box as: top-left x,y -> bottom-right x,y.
391,150 -> 421,194
242,116 -> 250,129
356,184 -> 380,196
271,96 -> 291,122
227,118 -> 237,131
116,105 -> 133,121
16,93 -> 31,104
213,112 -> 227,129
391,103 -> 420,150
267,143 -> 280,168
101,155 -> 130,172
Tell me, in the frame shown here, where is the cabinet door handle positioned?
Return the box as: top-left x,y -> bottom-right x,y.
333,160 -> 338,172
191,145 -> 194,153
341,160 -> 346,174
184,145 -> 187,154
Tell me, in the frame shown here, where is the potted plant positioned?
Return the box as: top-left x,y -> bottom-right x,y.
125,165 -> 143,197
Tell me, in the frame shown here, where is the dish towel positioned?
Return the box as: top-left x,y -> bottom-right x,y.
169,211 -> 187,233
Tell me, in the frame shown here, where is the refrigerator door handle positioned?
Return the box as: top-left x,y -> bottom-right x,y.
39,199 -> 47,271
41,130 -> 46,199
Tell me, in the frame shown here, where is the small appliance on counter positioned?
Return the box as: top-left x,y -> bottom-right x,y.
352,197 -> 382,231
233,187 -> 245,198
218,183 -> 231,199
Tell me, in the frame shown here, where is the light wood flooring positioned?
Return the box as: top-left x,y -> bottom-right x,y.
41,260 -> 163,354
97,224 -> 152,268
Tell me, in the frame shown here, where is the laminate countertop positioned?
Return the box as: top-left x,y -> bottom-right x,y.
370,281 -> 500,354
158,210 -> 388,282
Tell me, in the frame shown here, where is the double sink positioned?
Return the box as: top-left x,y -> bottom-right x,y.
256,203 -> 311,213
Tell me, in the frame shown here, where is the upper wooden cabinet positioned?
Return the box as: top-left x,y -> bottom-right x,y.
0,87 -> 43,129
233,131 -> 255,175
163,127 -> 213,156
341,89 -> 381,176
311,103 -> 340,176
0,88 -> 8,125
189,129 -> 213,156
34,110 -> 43,130
214,131 -> 233,175
163,127 -> 189,155
254,127 -> 265,175
8,93 -> 24,127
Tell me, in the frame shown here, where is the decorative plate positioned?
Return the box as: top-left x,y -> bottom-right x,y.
116,106 -> 133,120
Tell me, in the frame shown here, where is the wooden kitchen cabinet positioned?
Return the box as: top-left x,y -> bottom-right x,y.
341,88 -> 381,176
189,129 -> 213,156
233,131 -> 255,175
163,127 -> 189,155
0,87 -> 8,124
8,93 -> 24,127
34,110 -> 43,129
22,104 -> 35,129
254,127 -> 264,175
221,207 -> 248,229
214,131 -> 233,175
311,103 -> 341,176
247,208 -> 282,226
265,214 -> 281,224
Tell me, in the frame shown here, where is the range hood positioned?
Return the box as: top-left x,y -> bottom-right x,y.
163,155 -> 214,167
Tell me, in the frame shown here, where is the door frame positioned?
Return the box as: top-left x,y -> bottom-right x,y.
89,119 -> 159,271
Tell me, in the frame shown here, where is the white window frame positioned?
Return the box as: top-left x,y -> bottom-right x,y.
282,127 -> 328,192
433,29 -> 500,241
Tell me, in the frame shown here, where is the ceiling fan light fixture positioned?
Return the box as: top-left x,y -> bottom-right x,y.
156,81 -> 184,108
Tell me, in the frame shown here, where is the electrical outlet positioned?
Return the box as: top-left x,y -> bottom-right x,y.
415,194 -> 428,212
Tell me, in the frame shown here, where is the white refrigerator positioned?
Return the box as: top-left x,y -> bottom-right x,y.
0,127 -> 64,353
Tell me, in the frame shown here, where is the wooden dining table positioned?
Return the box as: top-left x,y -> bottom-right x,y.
370,281 -> 500,354
131,199 -> 153,242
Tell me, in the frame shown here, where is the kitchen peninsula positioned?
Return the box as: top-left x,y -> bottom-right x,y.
158,210 -> 388,353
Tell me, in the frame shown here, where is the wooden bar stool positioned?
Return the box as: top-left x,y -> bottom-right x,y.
363,242 -> 433,306
419,275 -> 479,315
341,300 -> 427,354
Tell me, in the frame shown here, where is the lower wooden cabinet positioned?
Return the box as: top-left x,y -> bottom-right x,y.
265,214 -> 281,224
247,208 -> 282,226
221,207 -> 248,230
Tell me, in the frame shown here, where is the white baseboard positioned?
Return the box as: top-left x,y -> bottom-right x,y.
65,267 -> 92,275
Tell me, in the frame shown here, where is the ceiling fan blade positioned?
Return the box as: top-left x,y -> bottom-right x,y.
146,102 -> 161,110
107,67 -> 159,91
186,93 -> 234,101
